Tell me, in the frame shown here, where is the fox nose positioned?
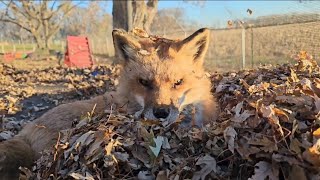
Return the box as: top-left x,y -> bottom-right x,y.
153,106 -> 170,119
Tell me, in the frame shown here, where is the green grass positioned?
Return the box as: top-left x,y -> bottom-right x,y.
0,43 -> 64,53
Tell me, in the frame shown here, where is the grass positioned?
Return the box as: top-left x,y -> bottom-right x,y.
0,55 -> 115,71
1,59 -> 61,70
0,43 -> 64,53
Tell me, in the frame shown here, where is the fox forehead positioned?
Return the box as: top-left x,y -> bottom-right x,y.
124,39 -> 200,80
129,37 -> 181,61
124,52 -> 198,83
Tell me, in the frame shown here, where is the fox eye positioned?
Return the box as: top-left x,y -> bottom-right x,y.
173,79 -> 183,88
138,78 -> 152,88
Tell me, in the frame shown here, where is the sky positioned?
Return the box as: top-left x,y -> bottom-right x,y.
99,1 -> 320,28
1,1 -> 319,27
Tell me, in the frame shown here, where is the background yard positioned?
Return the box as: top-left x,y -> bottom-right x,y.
1,1 -> 320,72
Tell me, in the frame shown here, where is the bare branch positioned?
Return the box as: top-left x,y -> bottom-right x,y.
0,0 -> 82,49
1,19 -> 31,33
21,1 -> 39,20
50,0 -> 57,11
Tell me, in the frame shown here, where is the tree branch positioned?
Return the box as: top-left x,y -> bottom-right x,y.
50,0 -> 57,11
0,19 -> 32,33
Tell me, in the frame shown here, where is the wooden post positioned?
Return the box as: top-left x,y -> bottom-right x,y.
1,44 -> 4,53
13,44 -> 16,52
91,39 -> 95,54
242,28 -> 246,70
31,38 -> 36,52
127,0 -> 133,31
251,27 -> 254,69
98,39 -> 101,54
21,38 -> 25,51
105,37 -> 109,56
61,41 -> 64,52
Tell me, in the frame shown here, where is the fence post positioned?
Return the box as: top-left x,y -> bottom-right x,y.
98,39 -> 102,54
21,39 -> 26,51
61,41 -> 64,52
91,39 -> 95,54
251,26 -> 254,69
105,37 -> 109,56
242,28 -> 246,69
32,44 -> 36,52
1,44 -> 4,54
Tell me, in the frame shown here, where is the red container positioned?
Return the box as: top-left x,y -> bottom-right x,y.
3,53 -> 15,62
64,36 -> 93,68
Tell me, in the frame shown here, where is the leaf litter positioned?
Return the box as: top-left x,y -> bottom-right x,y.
1,51 -> 320,179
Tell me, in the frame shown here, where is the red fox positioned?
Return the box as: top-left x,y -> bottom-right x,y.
0,28 -> 218,179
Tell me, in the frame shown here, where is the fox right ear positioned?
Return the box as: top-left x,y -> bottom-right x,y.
112,29 -> 141,61
176,28 -> 210,65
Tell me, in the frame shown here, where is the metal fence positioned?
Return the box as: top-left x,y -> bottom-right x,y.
150,20 -> 320,72
1,21 -> 320,72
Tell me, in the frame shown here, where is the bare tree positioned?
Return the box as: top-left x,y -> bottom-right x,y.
60,2 -> 112,41
0,0 -> 78,51
61,2 -> 103,36
112,0 -> 158,33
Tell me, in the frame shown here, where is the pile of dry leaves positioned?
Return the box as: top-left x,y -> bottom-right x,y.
0,64 -> 119,141
18,52 -> 319,180
0,64 -> 119,114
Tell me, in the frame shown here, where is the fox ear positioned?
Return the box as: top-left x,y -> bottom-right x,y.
112,29 -> 141,61
176,28 -> 210,64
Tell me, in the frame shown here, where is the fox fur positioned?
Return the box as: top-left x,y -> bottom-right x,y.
0,28 -> 219,179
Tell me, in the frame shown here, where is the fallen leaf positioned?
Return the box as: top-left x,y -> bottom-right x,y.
248,161 -> 278,180
288,165 -> 307,180
224,126 -> 237,153
149,136 -> 164,157
192,154 -> 217,180
138,171 -> 154,180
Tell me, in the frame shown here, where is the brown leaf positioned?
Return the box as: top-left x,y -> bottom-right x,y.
236,138 -> 261,159
302,139 -> 320,166
248,161 -> 278,180
223,126 -> 237,153
288,165 -> 307,180
273,107 -> 289,122
313,127 -> 320,139
192,154 -> 217,180
248,136 -> 277,153
156,170 -> 168,180
231,101 -> 254,123
290,138 -> 302,154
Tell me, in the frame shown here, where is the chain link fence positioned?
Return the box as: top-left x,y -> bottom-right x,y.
151,19 -> 320,72
1,9 -> 320,72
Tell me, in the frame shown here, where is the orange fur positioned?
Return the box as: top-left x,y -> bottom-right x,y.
0,28 -> 219,179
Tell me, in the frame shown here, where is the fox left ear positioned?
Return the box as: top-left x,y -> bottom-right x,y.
176,28 -> 210,64
112,29 -> 141,62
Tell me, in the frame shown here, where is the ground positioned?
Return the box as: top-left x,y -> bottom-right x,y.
0,54 -> 320,179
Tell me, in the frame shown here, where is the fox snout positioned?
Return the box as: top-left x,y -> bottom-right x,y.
153,105 -> 171,119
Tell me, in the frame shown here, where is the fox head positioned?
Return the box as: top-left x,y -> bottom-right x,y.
112,28 -> 212,124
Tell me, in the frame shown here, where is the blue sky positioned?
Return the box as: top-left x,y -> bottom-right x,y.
93,1 -> 320,28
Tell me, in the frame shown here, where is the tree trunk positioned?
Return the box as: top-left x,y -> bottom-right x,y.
112,0 -> 130,31
112,0 -> 158,33
34,36 -> 45,50
34,35 -> 50,54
